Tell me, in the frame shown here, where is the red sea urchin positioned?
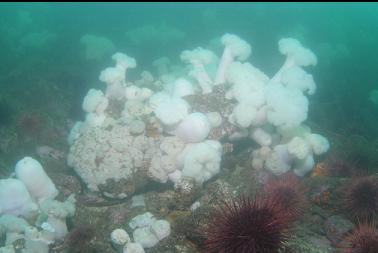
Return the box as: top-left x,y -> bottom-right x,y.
338,223 -> 378,253
263,172 -> 307,221
342,177 -> 378,221
204,195 -> 291,253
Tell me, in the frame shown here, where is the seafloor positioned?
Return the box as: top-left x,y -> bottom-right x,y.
1,64 -> 377,253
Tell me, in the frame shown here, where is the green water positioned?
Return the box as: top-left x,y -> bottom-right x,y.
1,2 -> 377,136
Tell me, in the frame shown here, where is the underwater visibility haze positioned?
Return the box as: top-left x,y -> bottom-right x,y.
0,2 -> 378,253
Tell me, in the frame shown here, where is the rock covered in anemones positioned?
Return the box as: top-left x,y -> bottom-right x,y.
185,85 -> 236,140
67,123 -> 160,199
